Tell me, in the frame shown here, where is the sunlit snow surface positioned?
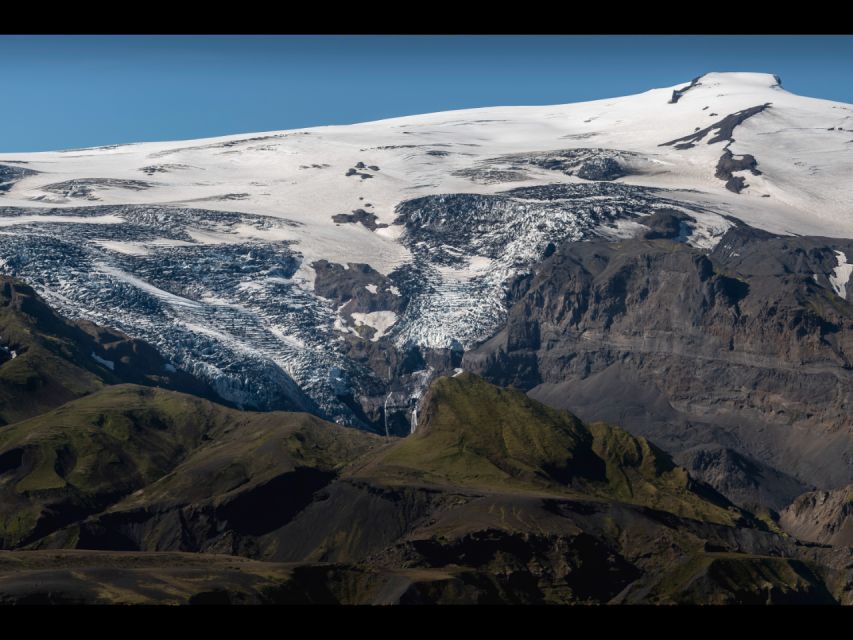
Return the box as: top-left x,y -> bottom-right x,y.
1,72 -> 852,425
830,250 -> 853,300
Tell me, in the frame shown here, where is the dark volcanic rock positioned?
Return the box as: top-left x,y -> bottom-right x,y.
669,75 -> 704,104
576,157 -> 625,181
716,148 -> 762,193
463,224 -> 853,496
779,485 -> 853,547
711,223 -> 853,299
675,445 -> 812,512
346,163 -> 378,179
331,209 -> 389,231
660,104 -> 771,149
725,176 -> 747,193
637,209 -> 695,240
716,148 -> 761,180
310,259 -> 445,434
312,260 -> 405,317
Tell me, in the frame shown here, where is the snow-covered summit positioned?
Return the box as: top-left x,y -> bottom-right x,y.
2,71 -> 851,241
0,72 -> 851,426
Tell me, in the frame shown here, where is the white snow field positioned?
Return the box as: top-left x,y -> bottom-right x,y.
0,72 -> 851,426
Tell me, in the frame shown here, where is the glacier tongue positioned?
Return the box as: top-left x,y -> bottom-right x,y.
389,182 -> 714,350
0,184 -> 706,429
0,72 -> 851,429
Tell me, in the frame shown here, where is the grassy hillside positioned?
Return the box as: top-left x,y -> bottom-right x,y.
360,373 -> 742,526
0,361 -> 846,603
0,384 -> 381,549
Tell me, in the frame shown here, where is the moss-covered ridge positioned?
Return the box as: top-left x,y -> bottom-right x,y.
0,384 -> 381,548
367,373 -> 743,526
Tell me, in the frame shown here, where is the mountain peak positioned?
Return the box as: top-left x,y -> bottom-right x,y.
693,71 -> 784,91
666,72 -> 783,104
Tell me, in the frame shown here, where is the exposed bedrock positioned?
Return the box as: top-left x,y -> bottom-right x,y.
637,209 -> 696,240
311,259 -> 462,434
312,260 -> 405,317
674,445 -> 812,512
331,208 -> 389,231
779,485 -> 853,547
660,104 -> 771,149
716,148 -> 762,194
463,222 -> 853,498
668,75 -> 704,104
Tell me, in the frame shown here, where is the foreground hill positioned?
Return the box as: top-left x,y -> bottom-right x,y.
1,353 -> 850,603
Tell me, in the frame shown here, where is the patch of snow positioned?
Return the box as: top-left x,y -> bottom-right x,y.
95,240 -> 151,256
333,302 -> 354,335
350,310 -> 398,341
830,250 -> 852,299
97,263 -> 203,310
365,284 -> 378,294
91,352 -> 115,370
0,214 -> 123,227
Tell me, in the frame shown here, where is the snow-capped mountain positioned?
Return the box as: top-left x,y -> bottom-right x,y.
1,72 -> 851,429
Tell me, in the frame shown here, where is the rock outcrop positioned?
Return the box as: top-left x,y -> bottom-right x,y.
780,486 -> 853,547
464,222 -> 853,500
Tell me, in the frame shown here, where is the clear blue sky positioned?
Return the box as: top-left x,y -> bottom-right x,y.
2,35 -> 851,152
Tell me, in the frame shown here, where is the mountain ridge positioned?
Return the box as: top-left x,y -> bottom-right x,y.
0,281 -> 850,604
1,72 -> 852,559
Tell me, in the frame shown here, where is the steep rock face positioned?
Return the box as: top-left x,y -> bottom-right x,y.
674,445 -> 812,512
463,225 -> 853,495
779,486 -> 853,547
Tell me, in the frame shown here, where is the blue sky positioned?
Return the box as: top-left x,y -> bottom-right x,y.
1,35 -> 851,152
